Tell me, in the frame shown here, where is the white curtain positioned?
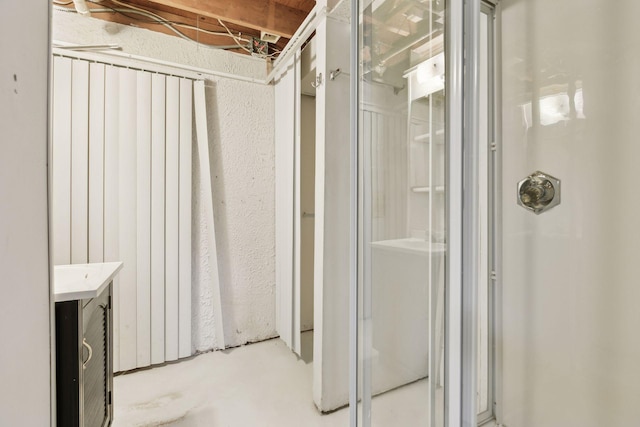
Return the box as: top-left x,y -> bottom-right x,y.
52,56 -> 195,371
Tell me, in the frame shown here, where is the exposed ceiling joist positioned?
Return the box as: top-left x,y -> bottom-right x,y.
141,0 -> 310,38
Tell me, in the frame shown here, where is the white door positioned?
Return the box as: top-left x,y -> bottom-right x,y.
500,0 -> 640,425
275,53 -> 302,354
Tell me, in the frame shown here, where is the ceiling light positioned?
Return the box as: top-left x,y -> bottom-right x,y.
260,31 -> 281,44
388,26 -> 410,37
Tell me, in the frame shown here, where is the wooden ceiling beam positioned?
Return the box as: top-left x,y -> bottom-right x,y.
140,0 -> 310,38
74,6 -> 248,53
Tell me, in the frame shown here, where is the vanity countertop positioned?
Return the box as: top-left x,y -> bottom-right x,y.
370,238 -> 446,255
54,262 -> 123,302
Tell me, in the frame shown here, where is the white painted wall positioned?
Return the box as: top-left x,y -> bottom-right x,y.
313,15 -> 351,412
53,10 -> 276,351
501,1 -> 640,425
0,2 -> 52,426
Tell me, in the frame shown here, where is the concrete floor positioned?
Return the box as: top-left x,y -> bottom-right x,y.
112,332 -> 436,426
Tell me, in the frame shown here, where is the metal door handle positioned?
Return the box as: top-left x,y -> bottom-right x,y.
82,338 -> 93,370
517,171 -> 561,214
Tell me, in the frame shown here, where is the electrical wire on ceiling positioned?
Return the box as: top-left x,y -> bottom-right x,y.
53,5 -> 239,50
217,18 -> 252,54
215,18 -> 280,59
52,0 -> 281,58
105,0 -> 252,44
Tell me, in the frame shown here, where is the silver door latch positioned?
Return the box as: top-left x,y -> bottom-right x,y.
517,171 -> 561,214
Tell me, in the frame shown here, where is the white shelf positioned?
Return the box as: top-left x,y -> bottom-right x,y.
411,186 -> 445,193
413,128 -> 445,143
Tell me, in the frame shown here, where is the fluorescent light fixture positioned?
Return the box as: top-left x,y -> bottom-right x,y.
388,26 -> 410,37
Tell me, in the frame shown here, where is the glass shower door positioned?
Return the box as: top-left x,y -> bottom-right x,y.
354,1 -> 496,426
357,0 -> 448,425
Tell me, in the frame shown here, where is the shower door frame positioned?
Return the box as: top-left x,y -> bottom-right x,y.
478,2 -> 499,425
347,0 -> 498,426
444,0 -> 481,423
445,0 -> 500,425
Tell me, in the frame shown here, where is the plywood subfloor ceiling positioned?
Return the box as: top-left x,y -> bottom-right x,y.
54,0 -> 315,57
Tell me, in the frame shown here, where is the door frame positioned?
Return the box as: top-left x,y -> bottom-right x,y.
479,1 -> 500,425
446,0 -> 501,426
445,0 -> 482,424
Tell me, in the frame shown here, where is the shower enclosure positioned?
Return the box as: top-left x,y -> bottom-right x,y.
355,0 -> 451,423
350,0 -> 640,426
353,0 -> 488,424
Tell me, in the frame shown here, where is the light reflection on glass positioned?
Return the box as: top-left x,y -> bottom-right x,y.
520,82 -> 585,129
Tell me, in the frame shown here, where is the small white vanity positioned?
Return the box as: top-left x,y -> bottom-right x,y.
54,262 -> 123,427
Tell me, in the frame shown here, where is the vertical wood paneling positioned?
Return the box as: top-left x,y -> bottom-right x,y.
104,65 -> 121,372
178,78 -> 193,358
52,56 -> 72,265
71,60 -> 89,264
88,63 -> 105,263
118,68 -> 138,371
164,76 -> 180,361
150,73 -> 166,364
136,71 -> 152,368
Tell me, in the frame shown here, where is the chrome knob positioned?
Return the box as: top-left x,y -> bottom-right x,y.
517,171 -> 561,214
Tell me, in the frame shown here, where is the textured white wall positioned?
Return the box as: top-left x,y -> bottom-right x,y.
313,15 -> 351,412
199,79 -> 276,349
53,9 -> 276,352
52,9 -> 266,81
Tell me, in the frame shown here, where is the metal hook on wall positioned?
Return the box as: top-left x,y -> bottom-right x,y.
329,68 -> 342,80
311,72 -> 323,88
